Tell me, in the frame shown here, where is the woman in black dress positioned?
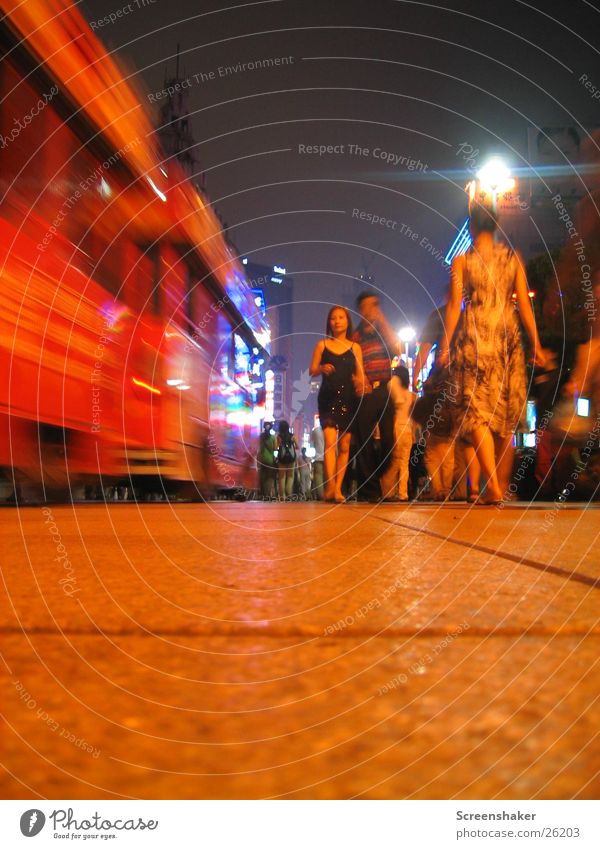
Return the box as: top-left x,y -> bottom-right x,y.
309,306 -> 365,502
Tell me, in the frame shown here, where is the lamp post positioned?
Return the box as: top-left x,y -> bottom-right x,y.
472,157 -> 516,215
398,326 -> 416,384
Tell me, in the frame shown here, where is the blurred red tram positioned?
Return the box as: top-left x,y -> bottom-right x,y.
0,0 -> 269,500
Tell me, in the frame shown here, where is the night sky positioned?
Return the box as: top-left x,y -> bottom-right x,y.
81,0 -> 600,371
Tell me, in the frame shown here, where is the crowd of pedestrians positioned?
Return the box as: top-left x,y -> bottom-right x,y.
257,200 -> 600,504
257,420 -> 325,501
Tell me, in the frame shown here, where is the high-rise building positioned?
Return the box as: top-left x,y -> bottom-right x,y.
242,259 -> 295,423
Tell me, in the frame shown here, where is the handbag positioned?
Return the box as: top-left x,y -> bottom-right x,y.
411,365 -> 458,438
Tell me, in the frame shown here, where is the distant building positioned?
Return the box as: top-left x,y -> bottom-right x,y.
242,258 -> 294,422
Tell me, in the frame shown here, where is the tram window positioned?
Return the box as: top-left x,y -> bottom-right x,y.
143,244 -> 161,315
0,61 -> 61,209
183,266 -> 213,337
68,146 -> 115,248
151,281 -> 161,315
125,247 -> 154,313
184,266 -> 195,330
36,110 -> 93,250
117,242 -> 159,313
78,234 -> 121,297
159,244 -> 187,323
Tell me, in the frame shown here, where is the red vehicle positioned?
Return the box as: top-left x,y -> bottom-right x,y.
0,0 -> 269,499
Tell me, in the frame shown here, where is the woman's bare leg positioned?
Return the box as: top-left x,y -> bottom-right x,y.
470,424 -> 502,501
464,443 -> 481,496
278,468 -> 286,501
323,427 -> 337,500
334,432 -> 352,501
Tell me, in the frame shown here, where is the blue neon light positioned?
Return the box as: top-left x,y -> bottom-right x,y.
444,218 -> 472,265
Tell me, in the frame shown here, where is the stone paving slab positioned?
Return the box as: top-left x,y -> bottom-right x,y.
1,505 -> 598,637
373,503 -> 600,578
1,503 -> 599,799
1,632 -> 598,800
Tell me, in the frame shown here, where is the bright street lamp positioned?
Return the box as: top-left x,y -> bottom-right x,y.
398,326 -> 416,370
468,157 -> 516,214
476,158 -> 515,194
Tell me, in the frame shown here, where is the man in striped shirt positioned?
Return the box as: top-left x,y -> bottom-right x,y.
352,292 -> 399,501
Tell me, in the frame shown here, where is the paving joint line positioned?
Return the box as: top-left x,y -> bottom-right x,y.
374,516 -> 600,590
0,626 -> 598,639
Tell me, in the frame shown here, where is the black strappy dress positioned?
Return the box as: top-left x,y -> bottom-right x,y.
317,344 -> 357,433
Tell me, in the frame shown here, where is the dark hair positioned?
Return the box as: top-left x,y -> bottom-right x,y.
325,305 -> 353,338
356,291 -> 378,308
469,203 -> 498,236
278,420 -> 291,439
392,364 -> 410,388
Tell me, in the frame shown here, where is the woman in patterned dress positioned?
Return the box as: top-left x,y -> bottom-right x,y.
438,204 -> 545,504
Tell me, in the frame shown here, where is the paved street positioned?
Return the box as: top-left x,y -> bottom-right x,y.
1,501 -> 599,799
